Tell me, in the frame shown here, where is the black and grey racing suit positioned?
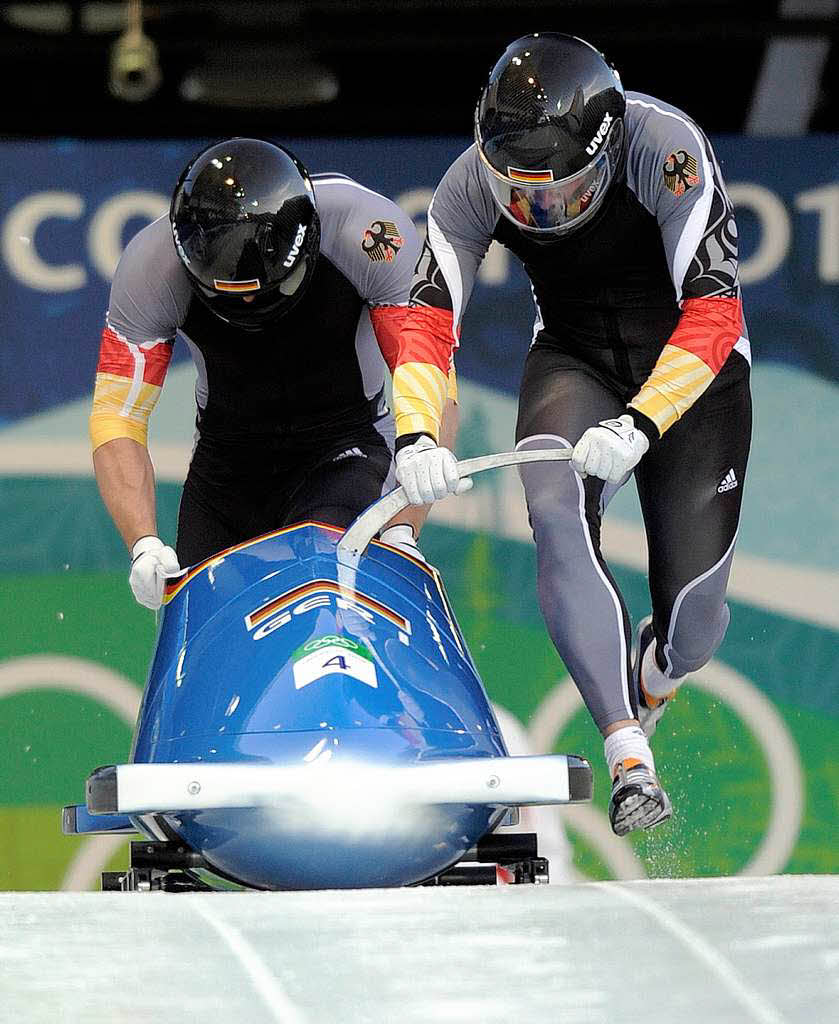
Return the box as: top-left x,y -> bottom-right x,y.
91,175 -> 421,566
395,91 -> 751,732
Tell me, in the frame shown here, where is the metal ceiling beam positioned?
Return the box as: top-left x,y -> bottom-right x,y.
747,0 -> 838,134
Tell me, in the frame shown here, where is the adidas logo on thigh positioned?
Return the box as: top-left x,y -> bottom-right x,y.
717,468 -> 738,493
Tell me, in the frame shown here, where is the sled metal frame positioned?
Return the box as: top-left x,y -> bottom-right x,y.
100,833 -> 550,892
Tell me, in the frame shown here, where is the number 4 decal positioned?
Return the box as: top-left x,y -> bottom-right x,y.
322,655 -> 348,671
293,644 -> 378,690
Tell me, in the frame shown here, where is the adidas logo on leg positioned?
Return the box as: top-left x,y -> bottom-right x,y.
333,447 -> 366,462
717,468 -> 738,493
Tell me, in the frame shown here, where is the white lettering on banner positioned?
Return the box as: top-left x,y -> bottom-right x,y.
726,183 -> 791,284
1,189 -> 168,292
88,191 -> 168,279
1,191 -> 86,291
795,184 -> 839,283
1,181 -> 837,294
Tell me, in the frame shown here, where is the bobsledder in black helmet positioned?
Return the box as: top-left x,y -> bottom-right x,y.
170,137 -> 320,329
474,32 -> 626,236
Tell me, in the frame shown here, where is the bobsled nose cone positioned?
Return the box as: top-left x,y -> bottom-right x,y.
165,802 -> 505,890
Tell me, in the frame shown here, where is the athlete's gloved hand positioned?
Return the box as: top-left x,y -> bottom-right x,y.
395,435 -> 473,506
379,524 -> 427,563
572,414 -> 649,485
129,535 -> 180,610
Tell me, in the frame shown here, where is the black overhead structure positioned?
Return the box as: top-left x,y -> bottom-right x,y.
0,0 -> 836,138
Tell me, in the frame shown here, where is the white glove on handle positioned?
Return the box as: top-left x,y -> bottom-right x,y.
379,524 -> 427,563
129,536 -> 180,610
572,414 -> 649,485
395,435 -> 474,506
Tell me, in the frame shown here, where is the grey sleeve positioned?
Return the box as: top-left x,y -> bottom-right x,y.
315,179 -> 421,307
625,93 -> 739,302
413,146 -> 498,333
106,215 -> 192,342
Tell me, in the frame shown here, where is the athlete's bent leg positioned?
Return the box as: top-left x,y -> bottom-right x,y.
634,352 -> 752,733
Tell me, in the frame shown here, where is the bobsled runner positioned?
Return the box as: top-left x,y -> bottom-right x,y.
63,448 -> 592,891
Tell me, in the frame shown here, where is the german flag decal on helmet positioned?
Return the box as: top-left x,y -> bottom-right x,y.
213,278 -> 262,293
507,167 -> 555,184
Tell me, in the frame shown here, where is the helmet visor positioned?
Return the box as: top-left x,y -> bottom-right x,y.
194,253 -> 316,330
482,120 -> 623,235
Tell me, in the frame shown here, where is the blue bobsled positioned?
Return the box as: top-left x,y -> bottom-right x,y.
64,450 -> 591,891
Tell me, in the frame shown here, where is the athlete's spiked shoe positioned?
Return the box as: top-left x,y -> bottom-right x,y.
633,616 -> 676,738
608,758 -> 672,836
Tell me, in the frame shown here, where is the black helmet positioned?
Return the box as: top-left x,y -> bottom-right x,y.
475,33 -> 626,236
170,138 -> 320,329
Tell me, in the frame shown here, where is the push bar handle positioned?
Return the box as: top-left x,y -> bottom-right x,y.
337,447 -> 572,561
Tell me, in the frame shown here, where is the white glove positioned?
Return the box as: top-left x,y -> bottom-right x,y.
395,435 -> 473,506
571,414 -> 649,485
129,536 -> 180,610
379,524 -> 427,563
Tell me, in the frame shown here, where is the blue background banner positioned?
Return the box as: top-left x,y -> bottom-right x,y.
1,135 -> 838,424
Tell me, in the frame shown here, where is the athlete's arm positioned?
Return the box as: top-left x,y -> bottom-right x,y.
382,395 -> 460,541
92,437 -> 157,549
371,148 -> 494,450
625,100 -> 745,442
90,325 -> 174,549
89,219 -> 184,551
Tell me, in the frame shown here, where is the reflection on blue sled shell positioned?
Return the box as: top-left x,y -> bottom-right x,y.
130,522 -> 510,889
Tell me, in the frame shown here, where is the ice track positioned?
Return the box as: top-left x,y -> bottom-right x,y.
2,875 -> 837,1023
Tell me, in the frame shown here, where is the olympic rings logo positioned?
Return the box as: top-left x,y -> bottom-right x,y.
0,654 -> 805,888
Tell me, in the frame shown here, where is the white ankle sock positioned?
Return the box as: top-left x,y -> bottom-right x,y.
604,725 -> 655,780
642,639 -> 684,698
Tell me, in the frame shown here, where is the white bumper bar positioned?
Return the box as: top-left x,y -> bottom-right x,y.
87,754 -> 592,815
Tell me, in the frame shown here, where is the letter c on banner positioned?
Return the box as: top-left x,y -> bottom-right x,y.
1,191 -> 85,291
87,190 -> 168,280
728,182 -> 791,285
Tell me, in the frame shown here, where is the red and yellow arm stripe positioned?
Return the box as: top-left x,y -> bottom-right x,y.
370,305 -> 457,442
629,296 -> 743,437
89,325 -> 173,450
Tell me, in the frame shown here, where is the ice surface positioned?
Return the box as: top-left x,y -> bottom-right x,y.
1,875 -> 836,1024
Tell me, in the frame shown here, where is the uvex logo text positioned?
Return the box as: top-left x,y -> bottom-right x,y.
586,112 -> 613,156
283,223 -> 307,268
